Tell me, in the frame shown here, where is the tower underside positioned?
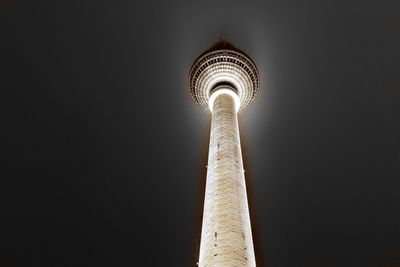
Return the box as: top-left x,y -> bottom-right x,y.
190,42 -> 259,267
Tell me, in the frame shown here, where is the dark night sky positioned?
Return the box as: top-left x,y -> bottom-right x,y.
1,0 -> 400,266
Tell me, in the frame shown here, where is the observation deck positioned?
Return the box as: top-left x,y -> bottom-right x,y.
189,41 -> 260,113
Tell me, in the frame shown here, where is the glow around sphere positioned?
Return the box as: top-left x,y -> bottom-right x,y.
189,42 -> 259,113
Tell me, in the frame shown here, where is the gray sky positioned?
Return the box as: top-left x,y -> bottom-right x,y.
2,0 -> 400,266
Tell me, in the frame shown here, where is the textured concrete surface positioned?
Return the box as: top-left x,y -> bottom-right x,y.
198,92 -> 256,267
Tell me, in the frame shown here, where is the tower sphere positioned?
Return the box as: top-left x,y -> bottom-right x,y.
189,41 -> 260,113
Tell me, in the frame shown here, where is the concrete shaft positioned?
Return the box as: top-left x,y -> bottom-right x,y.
199,92 -> 256,267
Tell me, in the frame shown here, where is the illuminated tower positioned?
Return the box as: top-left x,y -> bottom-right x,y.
189,41 -> 260,267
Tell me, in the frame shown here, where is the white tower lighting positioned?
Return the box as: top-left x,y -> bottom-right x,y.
189,41 -> 260,267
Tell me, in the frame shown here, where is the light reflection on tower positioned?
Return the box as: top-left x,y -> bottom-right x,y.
189,41 -> 260,267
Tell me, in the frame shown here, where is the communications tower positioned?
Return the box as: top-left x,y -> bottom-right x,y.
189,41 -> 260,267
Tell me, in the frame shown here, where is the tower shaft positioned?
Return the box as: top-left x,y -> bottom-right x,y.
199,92 -> 256,267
